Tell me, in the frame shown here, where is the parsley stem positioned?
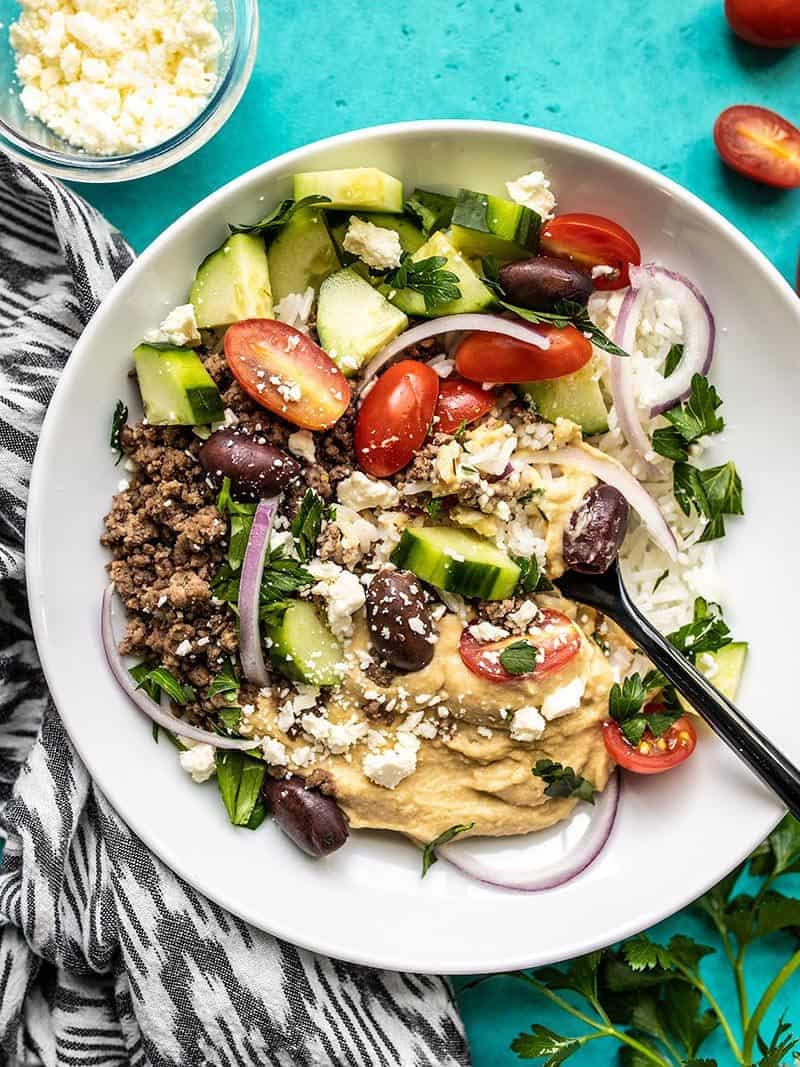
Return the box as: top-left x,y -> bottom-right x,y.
742,948 -> 800,1064
680,968 -> 743,1063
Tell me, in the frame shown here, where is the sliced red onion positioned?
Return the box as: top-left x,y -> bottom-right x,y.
528,445 -> 678,559
629,264 -> 716,417
439,771 -> 619,891
359,314 -> 550,391
101,586 -> 256,750
238,496 -> 281,686
610,285 -> 660,475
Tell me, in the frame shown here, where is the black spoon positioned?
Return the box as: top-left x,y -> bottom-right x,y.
555,561 -> 800,819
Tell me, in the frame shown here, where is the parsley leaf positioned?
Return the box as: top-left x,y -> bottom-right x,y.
229,195 -> 331,237
291,488 -> 330,562
607,673 -> 681,746
259,547 -> 313,603
652,425 -> 690,462
130,663 -> 195,705
208,658 -> 239,701
499,639 -> 538,675
480,255 -> 505,297
425,497 -> 445,519
498,298 -> 630,358
663,343 -> 684,378
510,1025 -> 580,1064
669,597 -> 732,657
385,252 -> 462,311
404,189 -> 454,234
653,569 -> 670,593
215,750 -> 266,828
609,674 -> 648,720
665,374 -> 725,439
533,759 -> 595,804
512,554 -> 553,595
110,400 -> 128,465
219,706 -> 242,731
421,822 -> 475,877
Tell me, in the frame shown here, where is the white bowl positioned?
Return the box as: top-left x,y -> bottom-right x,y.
26,121 -> 800,974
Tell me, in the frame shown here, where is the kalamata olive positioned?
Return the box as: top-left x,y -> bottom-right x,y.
199,429 -> 301,500
366,568 -> 435,672
499,256 -> 594,311
563,484 -> 630,574
263,775 -> 349,857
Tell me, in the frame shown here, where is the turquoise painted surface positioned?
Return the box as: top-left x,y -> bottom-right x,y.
32,0 -> 800,1061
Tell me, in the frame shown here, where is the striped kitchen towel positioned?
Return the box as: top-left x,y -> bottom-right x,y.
0,154 -> 471,1067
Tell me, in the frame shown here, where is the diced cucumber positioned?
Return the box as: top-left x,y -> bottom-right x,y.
678,642 -> 748,716
519,361 -> 609,435
329,212 -> 426,259
448,188 -> 541,261
190,233 -> 273,328
267,207 -> 340,303
293,168 -> 404,213
391,526 -> 520,601
385,231 -> 494,319
405,188 -> 456,234
317,268 -> 408,376
267,601 -> 344,687
133,344 -> 224,425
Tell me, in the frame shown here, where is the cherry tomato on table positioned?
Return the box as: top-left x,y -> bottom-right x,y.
455,326 -> 592,384
224,319 -> 350,431
434,377 -> 496,434
714,105 -> 800,189
539,213 -> 641,290
459,609 -> 582,683
725,0 -> 800,47
602,704 -> 697,774
355,360 -> 439,477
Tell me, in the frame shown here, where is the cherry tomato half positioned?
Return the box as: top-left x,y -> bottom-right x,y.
434,377 -> 496,434
714,105 -> 800,189
224,319 -> 350,431
455,326 -> 592,385
355,360 -> 439,477
602,707 -> 697,775
725,0 -> 800,47
459,609 -> 582,683
540,213 -> 641,290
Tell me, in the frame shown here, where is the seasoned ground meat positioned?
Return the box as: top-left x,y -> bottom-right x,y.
364,661 -> 395,689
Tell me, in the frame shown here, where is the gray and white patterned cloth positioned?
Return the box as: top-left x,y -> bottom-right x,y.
0,155 -> 471,1067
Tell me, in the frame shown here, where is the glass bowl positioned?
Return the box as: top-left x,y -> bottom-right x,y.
0,0 -> 258,182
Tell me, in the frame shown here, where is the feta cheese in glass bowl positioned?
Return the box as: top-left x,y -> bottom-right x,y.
0,0 -> 258,182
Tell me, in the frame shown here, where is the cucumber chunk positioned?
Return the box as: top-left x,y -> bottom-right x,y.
267,601 -> 344,686
267,207 -> 340,304
677,642 -> 748,716
330,212 -> 426,259
405,188 -> 456,234
449,188 -> 541,261
385,231 -> 494,319
317,268 -> 408,376
391,526 -> 520,601
190,233 -> 273,328
520,361 -> 609,435
133,344 -> 224,425
294,168 -> 404,213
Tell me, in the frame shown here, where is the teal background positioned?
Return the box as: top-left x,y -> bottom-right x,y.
12,0 -> 800,1060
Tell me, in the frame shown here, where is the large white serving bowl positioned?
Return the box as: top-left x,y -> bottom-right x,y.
26,120 -> 798,975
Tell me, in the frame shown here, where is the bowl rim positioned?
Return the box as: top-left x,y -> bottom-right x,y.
0,0 -> 259,183
25,119 -> 800,973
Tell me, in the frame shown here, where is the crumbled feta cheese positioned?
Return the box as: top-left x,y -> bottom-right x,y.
179,742 -> 216,783
276,685 -> 319,733
274,287 -> 315,334
291,745 -> 314,768
301,712 -> 368,754
311,565 -> 366,639
591,264 -> 617,280
469,621 -> 510,643
342,216 -> 403,270
174,639 -> 192,657
505,170 -> 557,221
143,304 -> 201,348
336,471 -> 400,511
332,505 -> 380,560
464,425 -> 517,476
541,678 -> 586,721
362,732 -> 420,789
509,706 -> 546,742
287,429 -> 316,464
506,601 -> 540,630
10,0 -> 221,155
429,356 -> 455,379
262,737 -> 288,766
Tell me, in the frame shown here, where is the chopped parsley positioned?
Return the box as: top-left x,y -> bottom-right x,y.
663,342 -> 684,378
421,822 -> 475,877
608,672 -> 681,746
498,297 -> 629,358
517,488 -> 544,505
532,759 -> 595,804
426,496 -> 446,520
215,750 -> 266,829
512,554 -> 553,595
653,568 -> 670,593
110,399 -> 127,465
208,658 -> 239,701
480,255 -> 505,297
228,194 -> 331,236
669,596 -> 732,657
652,374 -> 725,462
215,477 -> 257,569
130,663 -> 195,705
210,546 -> 312,611
385,252 -> 462,311
291,488 -> 330,561
499,639 -> 538,675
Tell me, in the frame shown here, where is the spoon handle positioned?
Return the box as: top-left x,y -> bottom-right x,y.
613,593 -> 800,819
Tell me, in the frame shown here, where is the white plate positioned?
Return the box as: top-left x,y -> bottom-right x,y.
26,121 -> 798,975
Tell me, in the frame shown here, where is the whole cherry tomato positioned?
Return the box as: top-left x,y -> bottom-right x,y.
725,0 -> 800,47
455,326 -> 592,384
714,105 -> 800,189
355,360 -> 439,477
434,377 -> 496,434
459,609 -> 582,683
540,213 -> 641,290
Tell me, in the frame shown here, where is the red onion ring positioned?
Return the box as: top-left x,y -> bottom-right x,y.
438,771 -> 619,891
238,496 -> 280,686
610,285 -> 660,475
528,444 -> 678,559
358,314 -> 550,392
101,586 -> 256,750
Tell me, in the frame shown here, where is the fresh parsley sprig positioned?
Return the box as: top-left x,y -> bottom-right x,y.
421,822 -> 475,877
229,195 -> 331,237
512,554 -> 554,595
385,252 -> 462,311
669,597 -> 732,658
532,759 -> 595,804
110,400 -> 128,465
608,672 -> 681,746
652,374 -> 725,462
129,663 -> 195,705
291,488 -> 331,562
215,750 -> 266,830
498,297 -> 630,358
499,640 -> 539,675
